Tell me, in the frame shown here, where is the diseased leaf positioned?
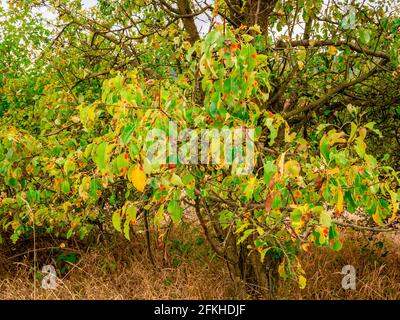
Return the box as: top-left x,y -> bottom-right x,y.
284,160 -> 301,178
265,191 -> 276,212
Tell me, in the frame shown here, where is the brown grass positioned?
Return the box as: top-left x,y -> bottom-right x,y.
278,231 -> 400,299
0,225 -> 399,300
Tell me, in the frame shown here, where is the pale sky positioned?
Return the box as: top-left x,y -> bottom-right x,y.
1,0 -> 398,35
1,0 -> 97,15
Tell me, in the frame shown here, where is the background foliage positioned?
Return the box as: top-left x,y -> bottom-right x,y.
0,0 -> 399,298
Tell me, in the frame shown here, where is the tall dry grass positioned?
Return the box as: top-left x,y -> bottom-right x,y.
278,232 -> 400,299
0,225 -> 399,300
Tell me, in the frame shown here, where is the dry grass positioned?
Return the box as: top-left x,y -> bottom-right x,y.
0,224 -> 232,300
278,231 -> 400,299
0,255 -> 229,300
0,226 -> 399,300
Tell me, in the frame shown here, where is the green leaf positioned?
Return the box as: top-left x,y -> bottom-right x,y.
344,190 -> 357,213
290,208 -> 303,226
349,122 -> 357,143
320,140 -> 330,162
354,138 -> 366,158
264,160 -> 277,185
319,210 -> 332,227
242,34 -> 254,42
6,177 -> 19,188
204,30 -> 220,46
209,101 -> 218,117
63,158 -> 76,174
112,209 -> 122,232
61,180 -> 70,194
330,239 -> 342,251
265,118 -> 278,146
244,177 -> 256,200
364,122 -> 382,138
66,228 -> 74,239
121,124 -> 135,145
237,229 -> 254,244
154,205 -> 165,226
93,142 -> 108,170
284,160 -> 301,178
182,173 -> 195,186
316,123 -> 331,135
114,153 -> 130,174
359,29 -> 370,44
170,174 -> 184,187
167,200 -> 183,224
123,206 -> 137,240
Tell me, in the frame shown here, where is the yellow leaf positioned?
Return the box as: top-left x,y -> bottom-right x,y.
327,45 -> 337,55
249,24 -> 261,34
389,191 -> 398,223
372,206 -> 384,226
278,262 -> 285,277
277,152 -> 286,176
358,127 -> 367,141
11,221 -> 19,230
389,211 -> 397,224
284,160 -> 301,178
302,243 -> 311,252
299,275 -> 307,289
129,165 -> 147,192
328,131 -> 346,145
327,166 -> 339,175
336,187 -> 344,214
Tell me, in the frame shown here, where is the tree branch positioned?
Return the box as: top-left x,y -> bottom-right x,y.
334,220 -> 400,233
288,39 -> 390,60
283,62 -> 387,119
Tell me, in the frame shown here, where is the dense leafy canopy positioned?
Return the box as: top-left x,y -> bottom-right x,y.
0,0 -> 399,297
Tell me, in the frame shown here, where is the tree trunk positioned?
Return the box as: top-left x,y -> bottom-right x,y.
224,233 -> 281,299
228,0 -> 277,34
177,0 -> 200,45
